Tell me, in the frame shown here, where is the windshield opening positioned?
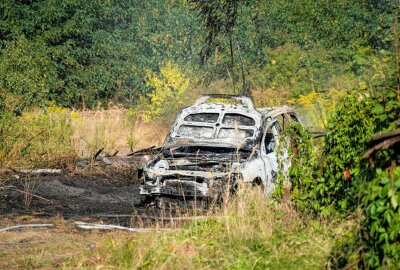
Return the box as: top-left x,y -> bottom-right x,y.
222,114 -> 255,126
177,125 -> 214,138
163,146 -> 251,158
217,128 -> 253,139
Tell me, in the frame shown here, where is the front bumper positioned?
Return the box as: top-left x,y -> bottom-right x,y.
140,179 -> 209,198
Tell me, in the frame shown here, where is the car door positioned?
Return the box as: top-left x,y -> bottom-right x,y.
260,119 -> 281,195
274,112 -> 293,181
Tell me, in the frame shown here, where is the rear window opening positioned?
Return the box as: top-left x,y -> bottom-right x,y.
177,125 -> 214,138
184,113 -> 219,123
204,97 -> 243,105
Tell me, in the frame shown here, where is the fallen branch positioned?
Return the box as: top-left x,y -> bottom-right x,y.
18,169 -> 62,174
365,136 -> 400,159
368,128 -> 400,143
0,168 -> 61,175
91,214 -> 218,221
0,224 -> 54,233
93,147 -> 104,159
127,146 -> 159,156
13,187 -> 53,203
74,221 -> 172,232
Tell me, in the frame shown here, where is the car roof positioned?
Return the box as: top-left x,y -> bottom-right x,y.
257,106 -> 298,118
186,95 -> 297,120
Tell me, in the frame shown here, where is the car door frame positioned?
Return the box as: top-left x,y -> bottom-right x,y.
260,117 -> 282,195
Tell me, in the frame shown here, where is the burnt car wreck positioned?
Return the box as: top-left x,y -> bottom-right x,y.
139,95 -> 301,207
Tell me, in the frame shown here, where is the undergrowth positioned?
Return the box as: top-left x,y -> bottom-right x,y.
274,89 -> 400,269
66,188 -> 347,269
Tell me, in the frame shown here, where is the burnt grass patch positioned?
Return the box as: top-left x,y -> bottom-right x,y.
0,171 -> 145,224
0,167 -> 209,228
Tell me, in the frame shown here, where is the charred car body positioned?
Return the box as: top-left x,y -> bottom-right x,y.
139,95 -> 301,206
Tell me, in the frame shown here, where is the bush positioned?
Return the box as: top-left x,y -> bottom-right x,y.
274,122 -> 320,215
328,164 -> 400,269
141,62 -> 192,123
275,90 -> 399,219
321,90 -> 400,215
361,166 -> 400,268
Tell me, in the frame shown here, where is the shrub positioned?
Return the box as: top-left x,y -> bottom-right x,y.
328,163 -> 400,269
274,122 -> 320,215
321,90 -> 400,214
275,90 -> 400,218
279,89 -> 400,268
142,62 -> 192,123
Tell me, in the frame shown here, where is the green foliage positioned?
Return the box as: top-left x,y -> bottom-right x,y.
0,0 -> 398,111
188,0 -> 242,62
0,36 -> 61,112
275,122 -> 320,213
361,166 -> 400,269
320,90 -> 400,215
275,90 -> 400,218
328,165 -> 400,269
0,0 -> 201,108
141,62 -> 194,123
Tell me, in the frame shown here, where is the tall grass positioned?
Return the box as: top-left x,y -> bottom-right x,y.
72,109 -> 168,157
68,188 -> 352,269
0,107 -> 75,168
0,107 -> 169,168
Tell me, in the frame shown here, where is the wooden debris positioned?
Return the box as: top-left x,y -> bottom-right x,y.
74,221 -> 171,232
0,224 -> 54,233
93,147 -> 105,159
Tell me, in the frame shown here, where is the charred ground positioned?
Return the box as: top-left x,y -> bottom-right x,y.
0,173 -> 142,217
0,154 -> 155,228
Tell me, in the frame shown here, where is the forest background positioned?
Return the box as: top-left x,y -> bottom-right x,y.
1,0 -> 398,116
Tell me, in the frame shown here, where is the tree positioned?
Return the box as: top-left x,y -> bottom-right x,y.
188,0 -> 245,93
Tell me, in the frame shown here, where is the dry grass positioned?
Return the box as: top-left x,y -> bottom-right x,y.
81,188 -> 354,270
0,188 -> 356,269
71,109 -> 169,158
0,107 -> 169,168
0,223 -> 134,270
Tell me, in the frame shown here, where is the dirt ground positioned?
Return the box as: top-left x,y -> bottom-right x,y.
0,160 -> 204,227
0,158 -> 156,230
0,166 -> 146,268
0,162 -> 204,269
